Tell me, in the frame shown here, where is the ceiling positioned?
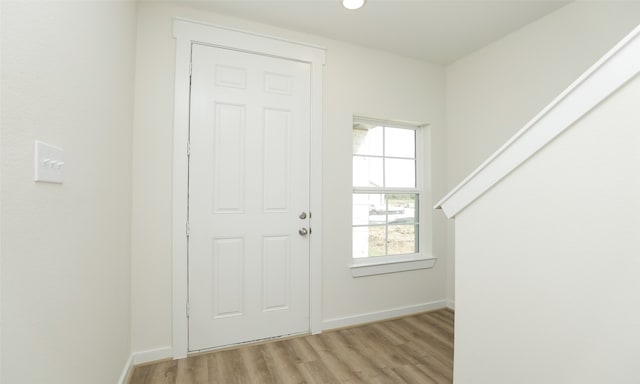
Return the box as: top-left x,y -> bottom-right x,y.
174,0 -> 571,64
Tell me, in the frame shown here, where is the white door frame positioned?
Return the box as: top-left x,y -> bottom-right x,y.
172,18 -> 325,359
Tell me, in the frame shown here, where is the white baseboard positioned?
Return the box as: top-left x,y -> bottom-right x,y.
117,354 -> 134,384
322,300 -> 448,330
447,300 -> 455,310
132,346 -> 173,365
117,346 -> 173,384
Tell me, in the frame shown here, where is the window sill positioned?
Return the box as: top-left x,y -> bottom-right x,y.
349,256 -> 437,277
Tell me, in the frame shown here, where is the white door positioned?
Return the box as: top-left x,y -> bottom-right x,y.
187,43 -> 311,351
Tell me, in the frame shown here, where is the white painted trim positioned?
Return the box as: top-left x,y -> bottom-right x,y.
322,300 -> 448,330
173,18 -> 326,65
447,300 -> 455,311
173,17 -> 326,54
117,347 -> 174,384
172,18 -> 326,356
117,354 -> 134,384
434,24 -> 640,219
0,3 -> 4,382
132,347 -> 174,365
309,60 -> 324,335
171,20 -> 191,359
350,257 -> 437,277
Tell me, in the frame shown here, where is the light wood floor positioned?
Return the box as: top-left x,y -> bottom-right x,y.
129,309 -> 454,384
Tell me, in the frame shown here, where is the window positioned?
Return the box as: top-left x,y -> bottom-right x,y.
351,117 -> 434,277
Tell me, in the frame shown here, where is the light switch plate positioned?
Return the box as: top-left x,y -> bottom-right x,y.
34,140 -> 64,184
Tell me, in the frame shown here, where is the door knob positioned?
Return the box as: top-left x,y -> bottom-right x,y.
298,228 -> 308,236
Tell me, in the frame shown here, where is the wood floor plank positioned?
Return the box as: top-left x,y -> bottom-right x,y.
403,316 -> 454,351
129,364 -> 151,384
324,330 -> 380,374
174,357 -> 194,384
392,364 -> 439,384
207,349 -> 245,383
400,317 -> 454,355
434,309 -> 455,322
418,312 -> 455,336
385,323 -> 454,370
358,366 -> 407,384
286,337 -> 318,364
303,334 -> 364,383
147,360 -> 178,384
204,351 -> 224,383
416,359 -> 454,384
174,354 -> 209,384
261,341 -> 306,384
342,326 -> 413,369
128,309 -> 454,384
193,355 -> 210,384
429,309 -> 456,328
296,360 -> 341,384
370,321 -> 409,346
240,345 -> 275,384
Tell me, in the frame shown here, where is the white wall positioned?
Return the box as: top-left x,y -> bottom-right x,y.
0,2 -> 4,380
0,2 -> 136,383
454,71 -> 640,384
444,1 -> 640,304
130,3 -> 447,354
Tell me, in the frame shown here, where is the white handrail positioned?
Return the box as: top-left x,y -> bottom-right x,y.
434,23 -> 640,219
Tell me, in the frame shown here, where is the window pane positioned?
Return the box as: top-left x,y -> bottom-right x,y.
387,194 -> 419,224
367,226 -> 387,257
385,127 -> 415,158
353,226 -> 386,258
352,226 -> 368,258
353,124 -> 383,156
352,118 -> 423,261
353,193 -> 385,226
353,156 -> 383,187
370,194 -> 389,224
387,224 -> 418,256
353,193 -> 420,258
385,158 -> 415,188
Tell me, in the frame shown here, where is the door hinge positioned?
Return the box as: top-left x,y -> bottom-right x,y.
187,141 -> 191,157
189,62 -> 192,76
186,221 -> 190,237
186,301 -> 190,318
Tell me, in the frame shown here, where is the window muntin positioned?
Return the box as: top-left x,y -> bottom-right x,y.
352,120 -> 421,260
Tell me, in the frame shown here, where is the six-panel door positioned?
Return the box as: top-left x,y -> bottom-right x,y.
188,43 -> 311,351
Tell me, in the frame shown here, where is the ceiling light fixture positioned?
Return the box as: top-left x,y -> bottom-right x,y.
342,0 -> 366,10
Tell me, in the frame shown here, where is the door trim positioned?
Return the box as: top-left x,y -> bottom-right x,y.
172,18 -> 325,359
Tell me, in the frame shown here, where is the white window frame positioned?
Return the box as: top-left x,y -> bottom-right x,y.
350,117 -> 435,277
